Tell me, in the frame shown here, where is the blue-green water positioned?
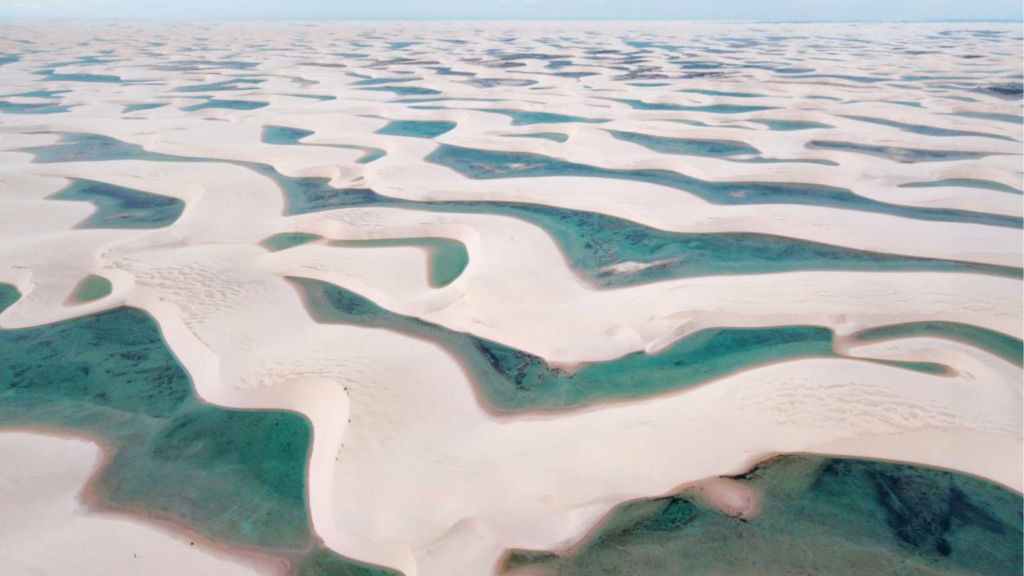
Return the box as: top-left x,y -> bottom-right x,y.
263,233 -> 468,287
808,140 -> 1000,164
899,178 -> 1022,196
855,321 -> 1023,367
181,98 -> 269,111
0,283 -> 395,576
841,114 -> 1016,141
472,108 -> 610,126
291,278 -> 943,412
35,69 -> 125,83
123,103 -> 167,114
261,125 -> 386,164
24,133 -> 1021,283
608,129 -> 760,157
951,111 -> 1024,125
0,100 -> 72,114
359,85 -> 442,96
374,119 -> 456,139
70,274 -> 113,303
172,78 -> 264,92
262,233 -> 323,251
679,88 -> 765,98
329,237 -> 469,288
51,179 -> 184,229
502,455 -> 1023,576
752,119 -> 833,131
609,98 -> 774,114
426,144 -> 1023,229
504,132 -> 569,143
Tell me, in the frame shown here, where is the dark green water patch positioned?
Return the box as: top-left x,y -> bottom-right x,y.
35,69 -> 125,83
291,278 -> 943,412
123,103 -> 168,114
0,285 -> 398,576
841,114 -> 1016,141
608,129 -> 760,157
18,133 -> 1023,283
269,176 -> 1021,286
261,125 -> 386,164
263,233 -> 324,252
181,98 -> 269,111
374,119 -> 456,139
855,322 -> 1023,367
50,179 -> 184,229
0,100 -> 72,114
426,144 -> 1023,229
504,132 -> 569,143
609,98 -> 774,114
808,140 -> 1000,164
752,119 -> 832,131
329,237 -> 469,288
359,85 -> 442,96
473,108 -> 610,126
172,78 -> 264,92
502,454 -> 1023,576
899,178 -> 1022,195
70,274 -> 113,303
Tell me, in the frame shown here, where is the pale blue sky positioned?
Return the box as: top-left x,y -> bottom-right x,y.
1,0 -> 1021,20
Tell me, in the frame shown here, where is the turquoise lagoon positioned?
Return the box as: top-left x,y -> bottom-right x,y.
425,144 -> 1023,229
855,321 -> 1022,367
262,233 -> 469,288
291,277 -> 943,412
51,179 -> 184,229
69,274 -> 113,303
21,134 -> 1023,287
0,284 -> 395,576
262,125 -> 387,164
502,455 -> 1023,576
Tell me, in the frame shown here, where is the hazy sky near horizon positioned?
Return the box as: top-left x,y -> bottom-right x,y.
1,0 -> 1022,20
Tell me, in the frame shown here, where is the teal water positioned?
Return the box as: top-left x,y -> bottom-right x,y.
951,111 -> 1024,125
24,133 -> 1022,283
899,178 -> 1022,195
35,69 -> 124,83
172,78 -> 264,92
502,455 -> 1023,576
181,98 -> 269,111
359,85 -> 442,96
609,98 -> 774,114
375,119 -> 456,139
473,108 -> 610,126
855,322 -> 1023,367
504,132 -> 569,143
808,140 -> 999,163
123,103 -> 167,113
679,88 -> 765,98
752,119 -> 832,131
351,76 -> 419,86
70,274 -> 113,303
262,233 -> 323,251
0,283 -> 396,576
51,179 -> 184,229
0,100 -> 71,114
841,115 -> 1016,141
329,237 -> 469,288
426,144 -> 1023,229
261,125 -> 386,164
608,129 -> 760,157
291,278 -> 943,412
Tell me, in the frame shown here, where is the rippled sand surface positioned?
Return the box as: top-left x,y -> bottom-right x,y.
0,20 -> 1021,576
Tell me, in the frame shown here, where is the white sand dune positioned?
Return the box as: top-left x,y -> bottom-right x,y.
0,19 -> 1021,576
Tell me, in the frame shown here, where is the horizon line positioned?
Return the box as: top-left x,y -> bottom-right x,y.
1,17 -> 1022,22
